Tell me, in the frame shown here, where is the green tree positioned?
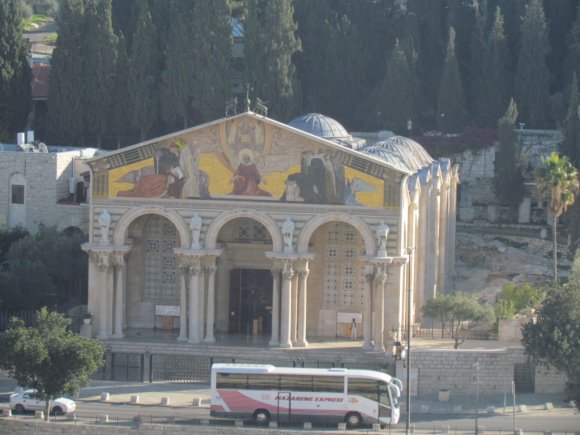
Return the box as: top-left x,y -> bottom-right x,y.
515,0 -> 550,127
494,98 -> 525,206
423,293 -> 495,348
0,308 -> 104,420
469,1 -> 488,124
110,32 -> 131,148
189,0 -> 232,123
495,282 -> 546,318
160,0 -> 196,130
377,39 -> 418,134
534,152 -> 579,283
481,6 -> 512,127
0,0 -> 32,142
128,1 -> 159,141
46,0 -> 85,145
521,276 -> 580,411
436,27 -> 466,133
562,73 -> 580,167
244,0 -> 301,121
564,4 -> 580,89
82,0 -> 117,148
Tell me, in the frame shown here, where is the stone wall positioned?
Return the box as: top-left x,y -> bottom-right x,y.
534,365 -> 569,394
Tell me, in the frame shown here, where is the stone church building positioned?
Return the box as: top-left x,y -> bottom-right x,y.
82,111 -> 458,352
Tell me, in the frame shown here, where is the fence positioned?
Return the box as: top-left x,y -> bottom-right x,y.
93,351 -> 393,384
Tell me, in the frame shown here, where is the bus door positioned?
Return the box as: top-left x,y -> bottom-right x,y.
378,383 -> 392,422
276,391 -> 292,423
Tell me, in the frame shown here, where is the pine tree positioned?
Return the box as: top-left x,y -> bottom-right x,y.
160,0 -> 196,130
128,1 -> 159,141
189,0 -> 232,123
436,27 -> 465,133
82,0 -> 118,148
480,6 -> 511,127
378,39 -> 417,134
244,0 -> 301,121
46,0 -> 85,145
515,0 -> 550,128
494,98 -> 525,206
0,0 -> 31,142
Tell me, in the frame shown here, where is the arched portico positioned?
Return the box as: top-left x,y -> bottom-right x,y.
205,208 -> 284,251
112,205 -> 190,248
297,212 -> 376,255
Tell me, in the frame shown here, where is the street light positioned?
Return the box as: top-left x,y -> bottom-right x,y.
405,247 -> 413,434
407,118 -> 413,135
474,362 -> 480,435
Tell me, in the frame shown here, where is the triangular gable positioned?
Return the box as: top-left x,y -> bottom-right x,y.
88,112 -> 407,208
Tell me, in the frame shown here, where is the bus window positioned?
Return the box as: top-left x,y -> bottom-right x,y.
280,375 -> 313,391
379,383 -> 392,407
247,374 -> 280,390
348,378 -> 381,402
217,373 -> 247,389
312,376 -> 344,393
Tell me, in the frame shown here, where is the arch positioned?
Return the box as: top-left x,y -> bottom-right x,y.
297,212 -> 375,255
205,209 -> 283,251
113,205 -> 190,248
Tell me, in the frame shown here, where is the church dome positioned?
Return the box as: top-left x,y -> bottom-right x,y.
289,113 -> 350,140
361,135 -> 434,173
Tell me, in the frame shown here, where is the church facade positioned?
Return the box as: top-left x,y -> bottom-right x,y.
82,111 -> 458,351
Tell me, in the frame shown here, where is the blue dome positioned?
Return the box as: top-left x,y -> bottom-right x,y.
289,113 -> 349,139
361,136 -> 433,173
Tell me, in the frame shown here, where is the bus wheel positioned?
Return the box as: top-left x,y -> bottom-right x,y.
345,412 -> 362,428
253,409 -> 271,425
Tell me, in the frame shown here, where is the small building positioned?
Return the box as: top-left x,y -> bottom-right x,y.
81,111 -> 458,350
0,132 -> 97,233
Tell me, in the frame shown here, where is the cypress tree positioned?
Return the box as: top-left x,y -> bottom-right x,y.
481,6 -> 511,127
82,0 -> 118,148
128,1 -> 159,141
564,4 -> 580,89
189,0 -> 232,123
160,0 -> 196,130
378,39 -> 417,134
494,98 -> 525,206
0,0 -> 31,142
110,32 -> 131,148
469,1 -> 487,124
244,0 -> 301,121
562,73 -> 580,167
515,0 -> 550,128
46,0 -> 85,145
436,27 -> 466,133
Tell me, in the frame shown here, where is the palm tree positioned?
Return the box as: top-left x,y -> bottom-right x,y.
534,152 -> 579,283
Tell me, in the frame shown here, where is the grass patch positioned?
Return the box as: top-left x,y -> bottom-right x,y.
43,33 -> 57,45
23,15 -> 53,31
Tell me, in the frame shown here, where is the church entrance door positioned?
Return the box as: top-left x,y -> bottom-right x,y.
228,269 -> 273,336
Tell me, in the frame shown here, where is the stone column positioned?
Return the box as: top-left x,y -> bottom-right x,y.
198,268 -> 206,340
96,253 -> 111,340
269,268 -> 281,346
204,265 -> 217,343
437,161 -> 449,293
112,253 -> 126,339
291,272 -> 299,344
363,265 -> 374,351
446,165 -> 459,278
373,265 -> 387,352
426,164 -> 441,299
188,266 -> 202,344
279,263 -> 294,348
296,266 -> 310,347
177,263 -> 189,341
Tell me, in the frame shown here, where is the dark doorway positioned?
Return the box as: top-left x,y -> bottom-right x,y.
228,269 -> 273,335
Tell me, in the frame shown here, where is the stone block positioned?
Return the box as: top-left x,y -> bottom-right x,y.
486,406 -> 495,414
100,392 -> 110,402
235,420 -> 244,428
438,389 -> 450,402
192,397 -> 201,406
518,405 -> 528,413
130,395 -> 139,404
2,409 -> 12,417
544,402 -> 553,410
100,414 -> 109,423
304,422 -> 312,429
161,396 -> 170,406
338,423 -> 347,430
67,412 -> 76,421
34,410 -> 44,419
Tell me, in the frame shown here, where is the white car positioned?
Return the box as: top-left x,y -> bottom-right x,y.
9,389 -> 76,415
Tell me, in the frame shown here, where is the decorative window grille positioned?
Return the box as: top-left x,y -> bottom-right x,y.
145,216 -> 178,300
322,223 -> 365,309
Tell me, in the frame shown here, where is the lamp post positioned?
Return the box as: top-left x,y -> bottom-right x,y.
405,247 -> 413,434
407,118 -> 413,135
474,362 -> 480,435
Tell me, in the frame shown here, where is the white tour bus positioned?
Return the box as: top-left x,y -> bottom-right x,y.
210,363 -> 402,427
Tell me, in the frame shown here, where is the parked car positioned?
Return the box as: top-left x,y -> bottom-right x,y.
9,389 -> 76,415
